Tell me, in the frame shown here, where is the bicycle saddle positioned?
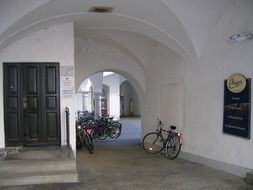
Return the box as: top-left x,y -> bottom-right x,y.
170,125 -> 176,130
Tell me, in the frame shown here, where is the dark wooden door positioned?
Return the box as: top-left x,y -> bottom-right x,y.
22,64 -> 42,145
3,63 -> 22,146
4,63 -> 61,146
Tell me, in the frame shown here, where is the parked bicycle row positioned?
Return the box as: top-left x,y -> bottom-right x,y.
76,112 -> 183,159
76,111 -> 122,153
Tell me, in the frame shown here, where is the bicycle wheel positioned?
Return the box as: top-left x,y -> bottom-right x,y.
108,126 -> 121,140
142,132 -> 164,154
165,134 -> 181,159
97,127 -> 108,140
83,133 -> 94,154
76,133 -> 83,150
76,128 -> 84,150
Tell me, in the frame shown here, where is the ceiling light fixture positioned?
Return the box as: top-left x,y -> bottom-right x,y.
88,6 -> 114,13
227,32 -> 253,42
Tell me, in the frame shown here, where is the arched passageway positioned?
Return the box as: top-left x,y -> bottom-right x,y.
76,71 -> 142,144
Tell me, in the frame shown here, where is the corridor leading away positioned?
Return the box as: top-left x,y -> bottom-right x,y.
119,117 -> 142,140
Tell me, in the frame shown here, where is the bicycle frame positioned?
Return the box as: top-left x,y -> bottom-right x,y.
142,118 -> 183,158
156,122 -> 183,148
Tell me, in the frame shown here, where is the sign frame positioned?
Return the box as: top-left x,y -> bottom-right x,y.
223,73 -> 251,139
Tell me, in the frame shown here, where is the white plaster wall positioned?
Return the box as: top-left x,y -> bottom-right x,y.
183,62 -> 253,170
89,31 -> 157,70
75,93 -> 83,111
103,74 -> 120,118
0,0 -> 50,36
143,42 -> 253,175
142,44 -> 185,136
143,1 -> 253,173
120,81 -> 140,116
0,23 -> 76,152
75,37 -> 145,111
160,83 -> 184,132
163,0 -> 233,57
183,1 -> 253,170
89,73 -> 103,93
0,0 -> 197,62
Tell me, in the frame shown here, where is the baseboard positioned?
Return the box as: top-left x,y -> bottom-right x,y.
179,151 -> 252,178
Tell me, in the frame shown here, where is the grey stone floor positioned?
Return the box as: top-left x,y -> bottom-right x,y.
0,117 -> 252,190
0,139 -> 252,190
119,117 -> 142,140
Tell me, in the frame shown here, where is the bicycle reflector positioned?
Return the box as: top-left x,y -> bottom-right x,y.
177,133 -> 183,144
85,128 -> 93,135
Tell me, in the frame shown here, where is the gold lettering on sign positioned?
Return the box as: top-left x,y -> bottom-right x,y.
229,79 -> 242,89
227,115 -> 243,120
225,124 -> 245,131
227,73 -> 246,93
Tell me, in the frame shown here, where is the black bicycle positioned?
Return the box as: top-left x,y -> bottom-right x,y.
142,119 -> 182,159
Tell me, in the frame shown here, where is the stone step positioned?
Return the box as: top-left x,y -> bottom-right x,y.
0,146 -> 79,187
0,170 -> 79,187
0,159 -> 77,173
245,171 -> 253,185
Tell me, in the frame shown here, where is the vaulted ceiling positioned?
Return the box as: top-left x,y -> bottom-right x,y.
0,0 -> 242,62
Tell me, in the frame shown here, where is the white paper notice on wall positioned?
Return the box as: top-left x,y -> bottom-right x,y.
60,66 -> 74,96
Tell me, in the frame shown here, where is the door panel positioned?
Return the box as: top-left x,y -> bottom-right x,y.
47,97 -> 57,110
46,113 -> 58,138
27,67 -> 38,93
8,97 -> 18,109
42,64 -> 61,144
4,63 -> 61,146
8,66 -> 18,94
8,113 -> 19,139
46,66 -> 57,93
28,113 -> 38,138
28,97 -> 38,110
4,64 -> 22,146
23,64 -> 41,144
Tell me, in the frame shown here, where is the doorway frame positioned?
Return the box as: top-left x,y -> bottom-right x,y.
3,62 -> 61,147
